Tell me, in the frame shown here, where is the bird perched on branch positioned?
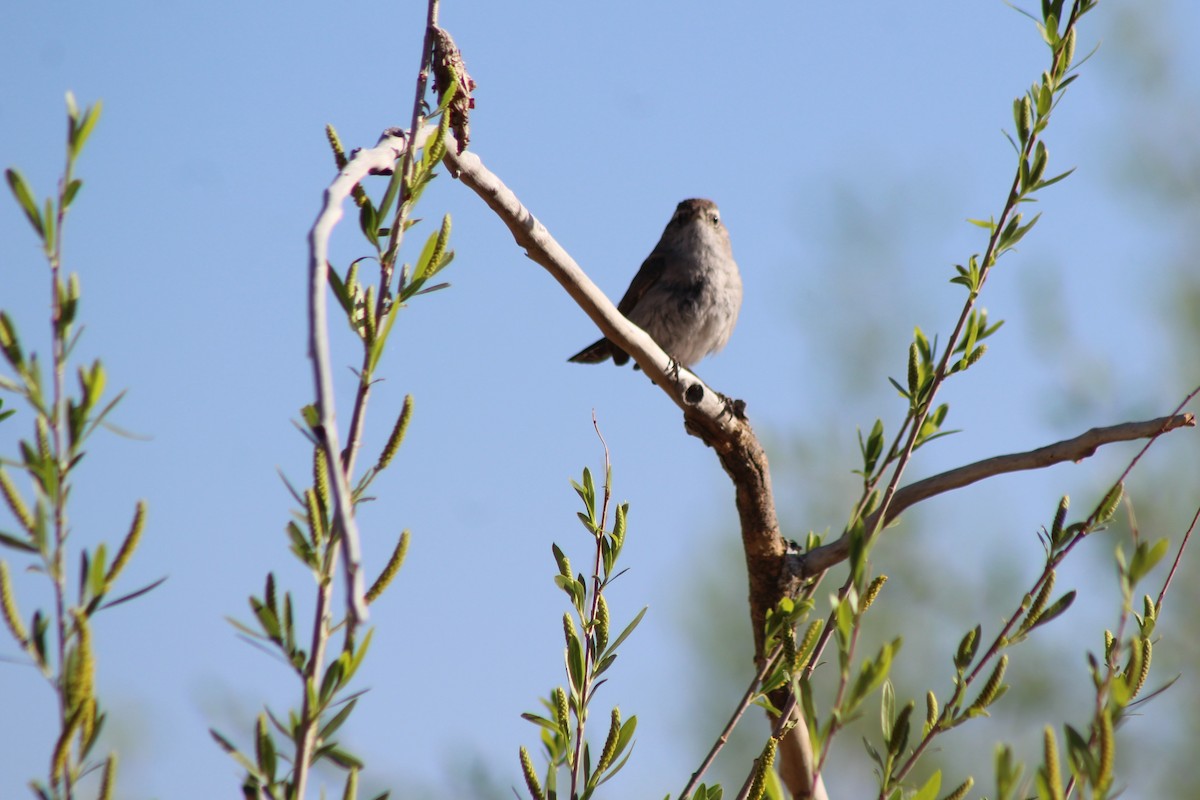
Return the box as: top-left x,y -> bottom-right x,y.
568,198 -> 742,370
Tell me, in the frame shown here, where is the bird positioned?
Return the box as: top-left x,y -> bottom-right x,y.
568,198 -> 742,370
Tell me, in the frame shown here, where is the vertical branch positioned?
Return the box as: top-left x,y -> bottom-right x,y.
568,414 -> 613,797
48,101 -> 81,799
342,3 -> 440,478
382,2 -> 439,274
307,198 -> 370,633
1,93 -> 140,800
297,4 -> 440,797
49,133 -> 73,799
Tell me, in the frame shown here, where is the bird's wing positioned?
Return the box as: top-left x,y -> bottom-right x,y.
615,249 -> 668,316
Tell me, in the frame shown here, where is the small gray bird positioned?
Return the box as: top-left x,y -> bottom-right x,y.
568,198 -> 742,369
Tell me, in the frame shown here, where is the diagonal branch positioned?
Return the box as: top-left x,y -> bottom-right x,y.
440,146 -> 728,414
438,138 -> 804,791
791,413 -> 1196,582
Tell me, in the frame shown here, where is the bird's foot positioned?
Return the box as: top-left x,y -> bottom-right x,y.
719,392 -> 747,420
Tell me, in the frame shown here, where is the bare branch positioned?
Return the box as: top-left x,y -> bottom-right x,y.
439,137 -> 808,794
439,146 -> 732,416
308,132 -> 415,635
1157,503 -> 1200,611
792,413 -> 1196,581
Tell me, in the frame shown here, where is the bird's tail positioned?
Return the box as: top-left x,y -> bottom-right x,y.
568,338 -> 613,364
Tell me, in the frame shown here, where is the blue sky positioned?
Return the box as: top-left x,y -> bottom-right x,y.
2,2 -> 1199,798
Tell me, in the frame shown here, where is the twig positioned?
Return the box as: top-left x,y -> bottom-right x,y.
569,412 -> 614,798
792,413 -> 1195,581
680,651 -> 782,799
1157,504 -> 1199,611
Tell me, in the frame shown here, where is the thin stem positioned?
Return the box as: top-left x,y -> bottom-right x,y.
292,564 -> 336,800
680,650 -> 782,799
569,413 -> 612,798
812,626 -> 860,789
1157,504 -> 1199,611
344,1 -> 441,494
48,130 -> 77,800
382,3 -> 439,273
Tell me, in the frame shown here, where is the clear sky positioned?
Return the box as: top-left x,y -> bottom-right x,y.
2,2 -> 1199,798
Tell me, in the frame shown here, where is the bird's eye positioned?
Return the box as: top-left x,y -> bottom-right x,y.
709,212 -> 720,225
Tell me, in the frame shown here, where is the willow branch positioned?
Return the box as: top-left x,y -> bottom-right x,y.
791,413 -> 1195,582
439,137 -> 802,792
439,146 -> 733,415
307,132 -> 416,634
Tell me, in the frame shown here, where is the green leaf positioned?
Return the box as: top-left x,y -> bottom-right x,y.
1033,167 -> 1075,190
319,746 -> 364,770
0,530 -> 38,553
520,712 -> 560,733
5,168 -> 44,237
994,743 -> 1023,800
848,638 -> 901,712
955,625 -> 981,670
1005,212 -> 1042,249
286,521 -> 318,568
880,680 -> 895,740
358,201 -> 379,242
552,543 -> 571,578
87,542 -> 108,600
1015,95 -> 1033,143
603,605 -> 647,659
1096,483 -> 1123,524
601,716 -> 638,780
1026,590 -> 1075,632
97,576 -> 166,610
862,419 -> 884,473
1128,538 -> 1169,586
300,404 -> 321,430
375,160 -> 405,223
911,769 -> 941,800
320,698 -> 358,740
251,596 -> 282,644
889,701 -> 914,759
611,502 -> 628,548
553,573 -> 586,608
43,196 -> 55,249
593,652 -> 617,678
343,627 -> 374,683
576,467 -> 596,516
327,263 -> 353,315
62,179 -> 83,208
255,715 -> 277,781
906,342 -> 920,396
367,300 -> 401,374
69,98 -> 103,157
407,280 -> 450,298
210,728 -> 260,775
413,214 -> 452,283
319,654 -> 346,704
567,633 -> 585,693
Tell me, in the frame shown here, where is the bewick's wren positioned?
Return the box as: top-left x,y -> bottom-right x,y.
568,198 -> 742,369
